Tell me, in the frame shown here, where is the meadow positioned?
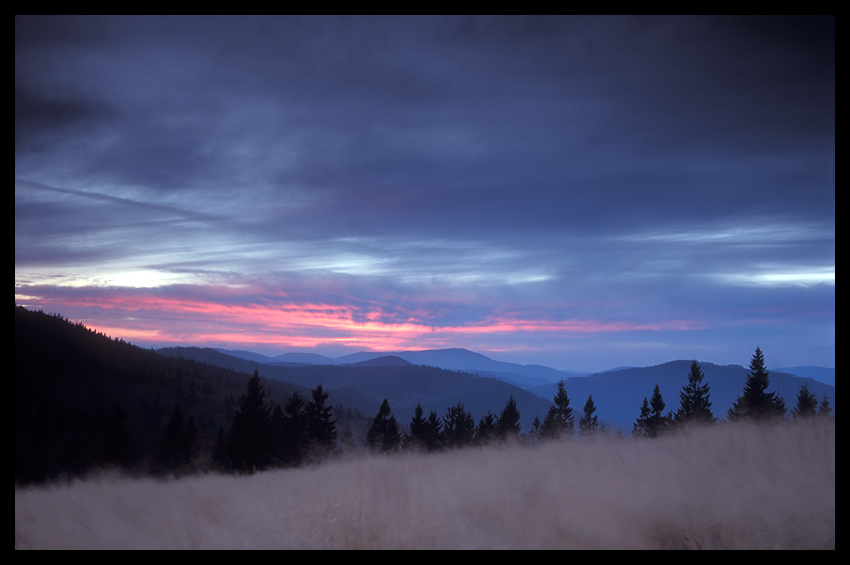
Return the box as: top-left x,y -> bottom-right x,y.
15,419 -> 834,549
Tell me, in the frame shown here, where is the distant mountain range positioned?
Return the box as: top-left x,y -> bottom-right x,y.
201,347 -> 835,432
216,347 -> 590,388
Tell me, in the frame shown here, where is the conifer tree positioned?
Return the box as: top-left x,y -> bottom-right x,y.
423,409 -> 444,451
226,370 -> 273,472
728,348 -> 786,422
675,360 -> 715,426
645,384 -> 671,437
540,380 -> 574,439
305,385 -> 337,454
496,395 -> 522,442
792,383 -> 819,419
632,397 -> 651,437
405,403 -> 428,450
366,398 -> 401,453
579,395 -> 598,434
280,391 -> 309,464
443,402 -> 476,448
818,395 -> 832,417
474,411 -> 498,445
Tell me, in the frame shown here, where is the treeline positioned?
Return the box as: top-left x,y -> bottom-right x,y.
631,348 -> 833,438
362,347 -> 835,455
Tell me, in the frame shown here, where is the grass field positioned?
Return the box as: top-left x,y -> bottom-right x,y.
15,419 -> 834,549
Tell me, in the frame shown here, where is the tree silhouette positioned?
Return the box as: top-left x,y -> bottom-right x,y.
443,402 -> 476,448
159,406 -> 191,471
675,361 -> 715,426
540,380 -> 574,439
422,409 -> 444,451
475,411 -> 498,445
405,403 -> 428,450
366,398 -> 401,453
633,397 -> 652,437
579,395 -> 598,435
496,396 -> 522,442
226,370 -> 273,472
280,391 -> 309,464
635,384 -> 670,437
818,395 -> 832,417
305,385 -> 337,455
792,383 -> 819,420
728,348 -> 786,422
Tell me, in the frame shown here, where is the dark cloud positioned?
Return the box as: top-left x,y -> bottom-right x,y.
15,16 -> 834,370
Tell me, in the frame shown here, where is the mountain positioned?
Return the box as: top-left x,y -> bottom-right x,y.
159,347 -> 550,429
529,360 -> 836,431
204,346 -> 836,432
776,366 -> 835,387
223,347 -> 588,388
342,355 -> 413,367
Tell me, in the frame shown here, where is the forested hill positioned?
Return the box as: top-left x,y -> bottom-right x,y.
157,346 -> 552,430
14,306 -> 309,484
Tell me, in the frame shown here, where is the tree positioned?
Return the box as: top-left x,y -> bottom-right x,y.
474,411 -> 498,445
818,395 -> 832,418
160,406 -> 191,471
635,384 -> 670,437
674,361 -> 715,426
226,370 -> 273,472
275,391 -> 309,465
443,402 -> 476,448
792,383 -> 819,420
579,395 -> 598,434
728,348 -> 786,422
540,380 -> 574,439
405,403 -> 428,450
632,397 -> 652,437
366,398 -> 401,453
423,409 -> 444,451
496,396 -> 522,442
305,385 -> 337,455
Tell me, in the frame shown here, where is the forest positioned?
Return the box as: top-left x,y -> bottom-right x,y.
15,306 -> 835,548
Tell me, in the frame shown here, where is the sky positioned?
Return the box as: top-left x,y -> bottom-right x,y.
15,16 -> 834,372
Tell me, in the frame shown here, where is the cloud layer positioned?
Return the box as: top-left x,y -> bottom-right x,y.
15,16 -> 834,370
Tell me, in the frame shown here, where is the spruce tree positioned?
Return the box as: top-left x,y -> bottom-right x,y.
632,397 -> 651,437
818,396 -> 832,417
305,385 -> 337,455
281,391 -> 309,464
226,370 -> 273,472
366,398 -> 401,453
443,402 -> 476,448
496,396 -> 522,442
728,348 -> 786,422
675,360 -> 715,426
540,380 -> 574,439
405,403 -> 428,450
423,409 -> 444,451
474,411 -> 498,445
792,383 -> 819,420
645,384 -> 670,437
579,395 -> 598,435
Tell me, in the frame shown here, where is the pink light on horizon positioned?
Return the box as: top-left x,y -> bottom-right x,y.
16,284 -> 707,354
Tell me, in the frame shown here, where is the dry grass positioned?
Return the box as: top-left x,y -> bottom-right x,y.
15,419 -> 834,549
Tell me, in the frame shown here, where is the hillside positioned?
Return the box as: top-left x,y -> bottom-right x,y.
14,307 -> 318,484
159,347 -> 551,429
